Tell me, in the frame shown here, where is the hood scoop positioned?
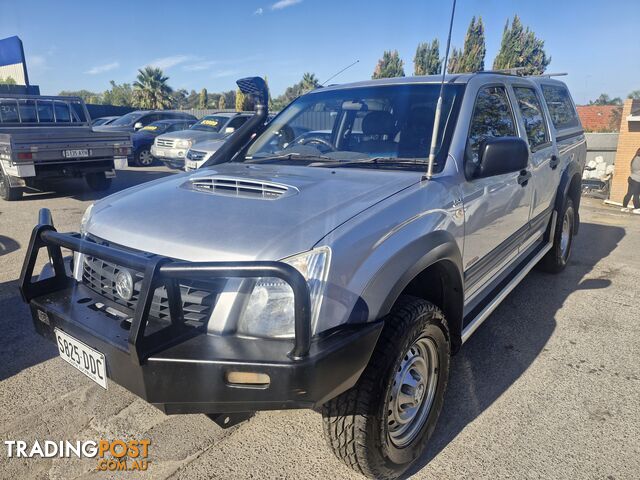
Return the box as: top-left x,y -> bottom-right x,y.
186,175 -> 298,200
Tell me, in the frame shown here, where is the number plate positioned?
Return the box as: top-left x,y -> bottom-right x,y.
54,328 -> 107,389
63,149 -> 90,158
185,160 -> 198,170
154,148 -> 166,157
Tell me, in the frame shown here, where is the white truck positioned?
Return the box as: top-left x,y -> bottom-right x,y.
0,94 -> 131,200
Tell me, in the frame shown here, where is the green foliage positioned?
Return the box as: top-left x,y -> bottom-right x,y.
414,39 -> 441,76
447,47 -> 462,74
218,95 -> 226,110
171,89 -> 189,109
628,90 -> 640,100
235,88 -> 246,112
372,50 -> 405,79
132,66 -> 173,109
0,76 -> 17,85
58,89 -> 103,104
102,81 -> 133,106
588,93 -> 623,106
269,72 -> 320,111
448,17 -> 486,73
199,88 -> 208,108
492,15 -> 550,75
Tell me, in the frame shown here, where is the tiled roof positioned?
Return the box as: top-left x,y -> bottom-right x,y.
576,105 -> 622,132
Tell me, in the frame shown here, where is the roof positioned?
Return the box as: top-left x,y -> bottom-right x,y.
152,118 -> 195,125
315,72 -> 565,93
576,105 -> 622,132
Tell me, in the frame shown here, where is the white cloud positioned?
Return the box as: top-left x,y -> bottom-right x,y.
28,55 -> 46,69
183,60 -> 218,72
85,62 -> 120,75
147,55 -> 194,70
271,0 -> 302,10
254,7 -> 264,15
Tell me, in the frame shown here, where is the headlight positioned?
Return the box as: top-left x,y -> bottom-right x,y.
176,139 -> 192,149
237,247 -> 331,338
80,203 -> 94,235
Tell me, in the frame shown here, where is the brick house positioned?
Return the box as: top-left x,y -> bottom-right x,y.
576,105 -> 622,132
609,99 -> 640,203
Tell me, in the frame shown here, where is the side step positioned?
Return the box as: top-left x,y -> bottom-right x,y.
460,212 -> 556,343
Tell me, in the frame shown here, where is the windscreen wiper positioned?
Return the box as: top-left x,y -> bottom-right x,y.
312,157 -> 431,168
245,152 -> 337,164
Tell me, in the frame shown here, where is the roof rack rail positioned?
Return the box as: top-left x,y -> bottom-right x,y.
526,72 -> 568,78
473,69 -> 568,78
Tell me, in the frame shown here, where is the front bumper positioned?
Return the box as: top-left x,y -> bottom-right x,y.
151,145 -> 188,169
19,209 -> 382,414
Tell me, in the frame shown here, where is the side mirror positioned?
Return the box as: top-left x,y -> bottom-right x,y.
133,122 -> 143,131
224,127 -> 235,134
476,137 -> 529,178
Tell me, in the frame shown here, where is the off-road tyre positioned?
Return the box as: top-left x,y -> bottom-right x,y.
0,170 -> 22,201
322,297 -> 450,480
539,197 -> 575,273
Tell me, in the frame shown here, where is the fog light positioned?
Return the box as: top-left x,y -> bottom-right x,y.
226,371 -> 270,386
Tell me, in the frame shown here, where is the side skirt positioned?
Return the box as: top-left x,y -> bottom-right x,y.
460,212 -> 556,343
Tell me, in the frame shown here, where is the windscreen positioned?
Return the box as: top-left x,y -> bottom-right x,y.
190,115 -> 229,132
110,112 -> 142,126
246,83 -> 463,171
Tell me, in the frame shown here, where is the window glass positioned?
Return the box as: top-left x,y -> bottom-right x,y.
541,85 -> 579,130
467,85 -> 517,164
37,100 -> 54,122
514,87 -> 548,150
70,102 -> 87,122
54,101 -> 71,122
18,99 -> 37,122
228,116 -> 249,129
0,99 -> 19,122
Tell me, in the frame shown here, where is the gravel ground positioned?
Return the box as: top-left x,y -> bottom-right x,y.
0,168 -> 638,479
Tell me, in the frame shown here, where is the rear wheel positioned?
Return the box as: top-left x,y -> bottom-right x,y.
322,297 -> 450,480
0,170 -> 22,201
135,149 -> 154,167
540,197 -> 575,273
85,172 -> 112,192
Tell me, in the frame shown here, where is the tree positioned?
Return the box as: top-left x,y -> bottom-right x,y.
235,88 -> 246,112
199,88 -> 208,108
372,50 -> 405,79
588,93 -> 623,106
269,73 -> 320,111
218,95 -> 226,110
132,66 -> 173,109
492,15 -> 551,75
448,17 -> 486,74
0,76 -> 17,85
447,48 -> 462,74
414,39 -> 441,75
220,90 -> 236,110
102,81 -> 133,106
58,89 -> 103,104
628,90 -> 640,100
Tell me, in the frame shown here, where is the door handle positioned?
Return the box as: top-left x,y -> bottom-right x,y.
550,155 -> 559,170
517,169 -> 531,187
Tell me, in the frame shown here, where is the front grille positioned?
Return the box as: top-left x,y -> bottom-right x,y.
156,138 -> 175,148
187,176 -> 296,200
81,243 -> 224,328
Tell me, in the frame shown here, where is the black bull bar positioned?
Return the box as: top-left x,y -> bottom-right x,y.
19,208 -> 312,363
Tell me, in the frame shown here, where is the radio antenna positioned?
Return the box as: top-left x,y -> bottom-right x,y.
321,60 -> 360,86
425,0 -> 457,180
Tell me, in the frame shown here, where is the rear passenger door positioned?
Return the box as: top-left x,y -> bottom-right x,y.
511,85 -> 557,229
461,84 -> 533,299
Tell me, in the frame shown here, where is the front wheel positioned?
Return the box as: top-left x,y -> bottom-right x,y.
539,197 -> 575,273
322,297 -> 450,480
135,149 -> 154,167
0,170 -> 22,201
85,172 -> 112,192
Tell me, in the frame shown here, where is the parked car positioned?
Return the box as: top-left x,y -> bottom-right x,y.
151,112 -> 252,169
91,116 -> 119,126
0,94 -> 131,200
95,110 -> 196,133
131,119 -> 196,166
20,74 -> 586,479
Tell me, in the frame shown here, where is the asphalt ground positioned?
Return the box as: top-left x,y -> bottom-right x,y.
0,167 -> 638,479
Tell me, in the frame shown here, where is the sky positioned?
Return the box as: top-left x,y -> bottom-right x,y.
0,0 -> 638,104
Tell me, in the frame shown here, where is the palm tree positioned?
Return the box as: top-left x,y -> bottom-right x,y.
132,67 -> 173,109
301,72 -> 319,92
